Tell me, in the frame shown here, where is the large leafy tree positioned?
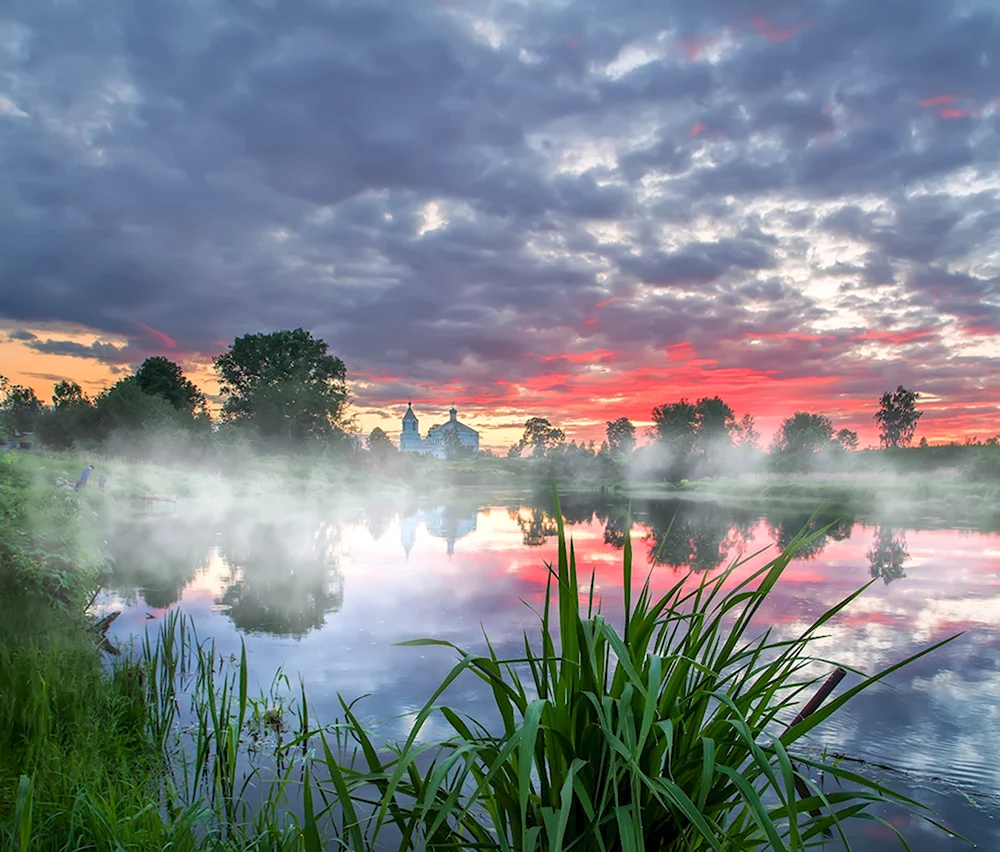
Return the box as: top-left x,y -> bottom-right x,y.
134,356 -> 206,415
770,412 -> 835,469
650,400 -> 699,456
213,329 -> 348,442
514,417 -> 566,458
874,385 -> 922,448
52,380 -> 89,409
605,417 -> 636,457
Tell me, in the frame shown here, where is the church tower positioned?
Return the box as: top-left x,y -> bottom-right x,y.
400,401 -> 421,451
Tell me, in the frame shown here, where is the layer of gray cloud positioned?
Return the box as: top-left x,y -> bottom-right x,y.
1,0 -> 998,414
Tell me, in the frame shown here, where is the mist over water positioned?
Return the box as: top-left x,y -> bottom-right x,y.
93,493 -> 1000,851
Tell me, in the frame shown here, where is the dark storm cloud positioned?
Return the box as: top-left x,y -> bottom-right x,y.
1,0 -> 999,414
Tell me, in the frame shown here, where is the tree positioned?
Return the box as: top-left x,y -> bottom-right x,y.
213,329 -> 348,443
770,412 -> 834,469
650,400 -> 699,457
874,385 -> 922,448
442,429 -> 471,460
693,396 -> 737,452
37,380 -> 97,449
0,381 -> 43,434
52,380 -> 88,409
605,417 -> 636,457
134,356 -> 205,415
366,427 -> 395,459
515,417 -> 565,458
836,428 -> 859,452
734,414 -> 761,450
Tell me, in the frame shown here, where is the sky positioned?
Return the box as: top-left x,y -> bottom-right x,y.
1,0 -> 999,451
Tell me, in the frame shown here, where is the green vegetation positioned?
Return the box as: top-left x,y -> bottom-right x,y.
1,451 -> 958,849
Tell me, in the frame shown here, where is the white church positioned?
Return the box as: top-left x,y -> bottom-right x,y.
399,402 -> 480,458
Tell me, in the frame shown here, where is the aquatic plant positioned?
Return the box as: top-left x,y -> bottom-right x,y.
319,497 -> 956,850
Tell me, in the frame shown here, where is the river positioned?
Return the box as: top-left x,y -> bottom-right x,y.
95,493 -> 1000,850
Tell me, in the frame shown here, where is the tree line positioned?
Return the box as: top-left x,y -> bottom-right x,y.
0,328 -> 351,457
503,386 -> 925,478
0,324 -> 927,475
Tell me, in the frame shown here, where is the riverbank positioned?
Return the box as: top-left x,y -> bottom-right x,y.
620,472 -> 1000,530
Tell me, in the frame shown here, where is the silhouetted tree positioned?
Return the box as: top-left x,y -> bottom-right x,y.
734,413 -> 761,450
605,417 -> 636,457
874,386 -> 922,448
0,380 -> 43,434
134,356 -> 206,415
514,417 -> 566,458
836,428 -> 860,452
214,328 -> 348,443
367,427 -> 395,459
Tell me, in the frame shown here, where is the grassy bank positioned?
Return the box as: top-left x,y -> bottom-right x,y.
1,452 -> 956,850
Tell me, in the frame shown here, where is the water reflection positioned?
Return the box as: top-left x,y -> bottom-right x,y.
217,521 -> 344,638
96,494 -> 1000,851
867,527 -> 910,585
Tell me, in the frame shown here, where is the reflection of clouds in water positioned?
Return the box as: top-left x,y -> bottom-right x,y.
100,500 -> 1000,848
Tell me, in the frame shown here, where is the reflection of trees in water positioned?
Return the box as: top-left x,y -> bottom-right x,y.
867,527 -> 909,585
508,505 -> 559,547
765,511 -> 855,561
364,504 -> 395,541
103,520 -> 216,609
219,521 -> 344,638
640,501 -> 756,572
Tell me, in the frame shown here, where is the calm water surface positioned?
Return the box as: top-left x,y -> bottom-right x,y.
97,496 -> 1000,850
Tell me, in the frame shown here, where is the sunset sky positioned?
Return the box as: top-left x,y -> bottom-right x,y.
2,0 -> 999,451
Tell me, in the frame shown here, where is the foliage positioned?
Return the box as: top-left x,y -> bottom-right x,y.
367,427 -> 396,457
35,384 -> 97,450
734,413 -> 761,450
770,413 -> 837,472
605,417 -> 636,457
836,428 -> 859,452
339,502 -> 952,851
874,386 -> 923,449
0,378 -> 43,436
650,397 -> 739,479
134,356 -> 207,415
214,328 -> 349,444
513,417 -> 566,458
443,428 -> 473,460
867,527 -> 909,584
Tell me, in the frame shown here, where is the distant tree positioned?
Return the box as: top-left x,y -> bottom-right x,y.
651,400 -> 699,457
874,385 -> 922,448
442,429 -> 471,460
693,397 -> 737,453
214,329 -> 348,443
506,443 -> 523,459
52,380 -> 88,408
0,381 -> 43,434
605,417 -> 636,457
836,428 -> 859,452
771,412 -> 834,463
734,413 -> 761,450
92,376 -> 185,438
134,356 -> 206,415
516,417 -> 566,458
36,380 -> 96,449
366,427 -> 395,458
918,436 -> 929,448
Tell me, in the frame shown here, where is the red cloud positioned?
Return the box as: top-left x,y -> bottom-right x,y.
137,323 -> 176,349
749,16 -> 812,42
691,121 -> 707,137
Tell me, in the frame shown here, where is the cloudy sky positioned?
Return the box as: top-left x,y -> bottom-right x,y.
2,0 -> 999,449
